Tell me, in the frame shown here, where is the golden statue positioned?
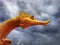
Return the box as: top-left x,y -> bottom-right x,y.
0,11 -> 50,45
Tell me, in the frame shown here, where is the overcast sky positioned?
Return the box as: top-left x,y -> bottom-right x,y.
0,0 -> 60,45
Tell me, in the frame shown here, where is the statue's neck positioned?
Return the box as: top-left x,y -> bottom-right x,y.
0,16 -> 20,39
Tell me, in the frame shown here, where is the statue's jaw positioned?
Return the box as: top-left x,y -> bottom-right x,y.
19,19 -> 51,29
19,23 -> 31,29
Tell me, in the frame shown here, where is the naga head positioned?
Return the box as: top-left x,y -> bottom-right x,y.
19,11 -> 51,29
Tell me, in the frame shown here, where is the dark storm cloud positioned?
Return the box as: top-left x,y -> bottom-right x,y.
0,0 -> 60,45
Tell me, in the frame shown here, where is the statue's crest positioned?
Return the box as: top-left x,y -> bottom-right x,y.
19,11 -> 31,18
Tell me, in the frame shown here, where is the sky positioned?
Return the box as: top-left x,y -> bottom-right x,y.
0,0 -> 60,45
